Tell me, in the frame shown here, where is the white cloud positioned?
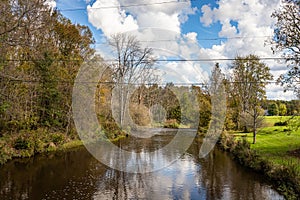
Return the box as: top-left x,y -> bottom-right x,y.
88,0 -> 195,36
184,32 -> 197,42
199,0 -> 296,100
87,0 -> 139,36
87,0 -> 206,85
86,0 -> 296,100
266,84 -> 296,100
45,0 -> 56,9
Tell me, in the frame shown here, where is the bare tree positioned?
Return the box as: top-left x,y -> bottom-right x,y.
109,33 -> 156,129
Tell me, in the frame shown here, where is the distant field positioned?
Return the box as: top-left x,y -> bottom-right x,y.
232,116 -> 300,173
263,116 -> 295,127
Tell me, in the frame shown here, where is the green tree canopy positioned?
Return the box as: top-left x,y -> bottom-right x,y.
230,55 -> 273,143
268,103 -> 279,116
279,103 -> 287,116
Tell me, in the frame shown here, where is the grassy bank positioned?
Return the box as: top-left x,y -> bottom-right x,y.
219,116 -> 300,199
0,128 -> 85,165
0,127 -> 130,165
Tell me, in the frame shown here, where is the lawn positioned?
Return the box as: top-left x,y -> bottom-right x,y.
244,116 -> 300,172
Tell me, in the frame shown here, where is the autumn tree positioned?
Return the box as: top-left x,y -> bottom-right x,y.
230,55 -> 273,144
271,0 -> 300,98
0,0 -> 94,134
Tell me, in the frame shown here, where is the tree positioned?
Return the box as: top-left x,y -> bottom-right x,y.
230,55 -> 273,144
0,0 -> 94,134
109,33 -> 156,129
268,103 -> 279,116
271,0 -> 300,98
208,63 -> 226,137
279,103 -> 287,116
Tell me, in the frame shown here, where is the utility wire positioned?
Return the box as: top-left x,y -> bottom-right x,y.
94,35 -> 273,45
0,57 -> 295,62
1,76 -> 299,85
58,0 -> 196,12
94,36 -> 273,45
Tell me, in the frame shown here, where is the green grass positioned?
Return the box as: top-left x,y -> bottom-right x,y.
223,116 -> 300,198
232,116 -> 300,174
264,116 -> 294,126
61,140 -> 83,150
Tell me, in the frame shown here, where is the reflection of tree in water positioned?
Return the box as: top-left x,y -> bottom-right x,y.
96,169 -> 148,200
197,143 -> 276,200
0,148 -> 106,199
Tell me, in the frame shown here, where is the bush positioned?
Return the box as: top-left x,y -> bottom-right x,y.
129,103 -> 151,126
50,133 -> 66,145
14,137 -> 32,150
274,121 -> 288,126
0,142 -> 13,164
163,119 -> 180,128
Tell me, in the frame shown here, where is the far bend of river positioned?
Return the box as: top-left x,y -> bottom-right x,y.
0,129 -> 284,200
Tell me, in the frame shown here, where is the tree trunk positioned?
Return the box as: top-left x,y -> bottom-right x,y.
253,109 -> 257,144
253,130 -> 256,144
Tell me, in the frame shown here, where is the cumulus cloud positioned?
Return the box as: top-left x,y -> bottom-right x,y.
45,0 -> 56,9
200,0 -> 280,57
184,32 -> 197,42
87,0 -> 138,36
86,0 -> 296,99
199,0 -> 296,99
88,0 -> 207,83
88,0 -> 195,36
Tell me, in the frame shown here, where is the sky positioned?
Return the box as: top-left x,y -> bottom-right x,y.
51,0 -> 297,100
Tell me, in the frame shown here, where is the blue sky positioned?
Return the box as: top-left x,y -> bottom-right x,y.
56,0 -> 222,48
53,0 -> 296,100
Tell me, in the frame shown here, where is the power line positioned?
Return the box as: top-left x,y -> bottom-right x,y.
93,36 -> 272,45
1,76 -> 299,85
0,57 -> 295,62
58,0 -> 195,12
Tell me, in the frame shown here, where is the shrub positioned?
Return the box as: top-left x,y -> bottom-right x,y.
129,103 -> 151,126
274,121 -> 288,126
14,137 -> 32,150
163,119 -> 180,128
50,133 -> 65,145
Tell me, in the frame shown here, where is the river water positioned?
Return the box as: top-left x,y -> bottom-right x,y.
0,130 -> 284,200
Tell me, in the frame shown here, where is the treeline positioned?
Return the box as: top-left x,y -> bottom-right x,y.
95,79 -> 209,138
0,0 -> 94,135
262,100 -> 300,116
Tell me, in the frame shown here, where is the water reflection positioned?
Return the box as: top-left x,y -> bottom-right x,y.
0,131 -> 283,200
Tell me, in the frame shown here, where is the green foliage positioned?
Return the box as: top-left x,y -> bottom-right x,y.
0,0 -> 95,135
220,130 -> 300,199
0,140 -> 13,164
50,133 -> 66,145
279,103 -> 287,116
167,106 -> 181,123
14,137 -> 32,150
268,103 -> 279,116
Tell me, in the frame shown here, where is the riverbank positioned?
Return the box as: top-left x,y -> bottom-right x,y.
0,128 -> 128,165
0,128 -> 82,165
219,125 -> 300,199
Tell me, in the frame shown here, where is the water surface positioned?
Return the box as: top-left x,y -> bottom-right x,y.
0,130 -> 284,199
